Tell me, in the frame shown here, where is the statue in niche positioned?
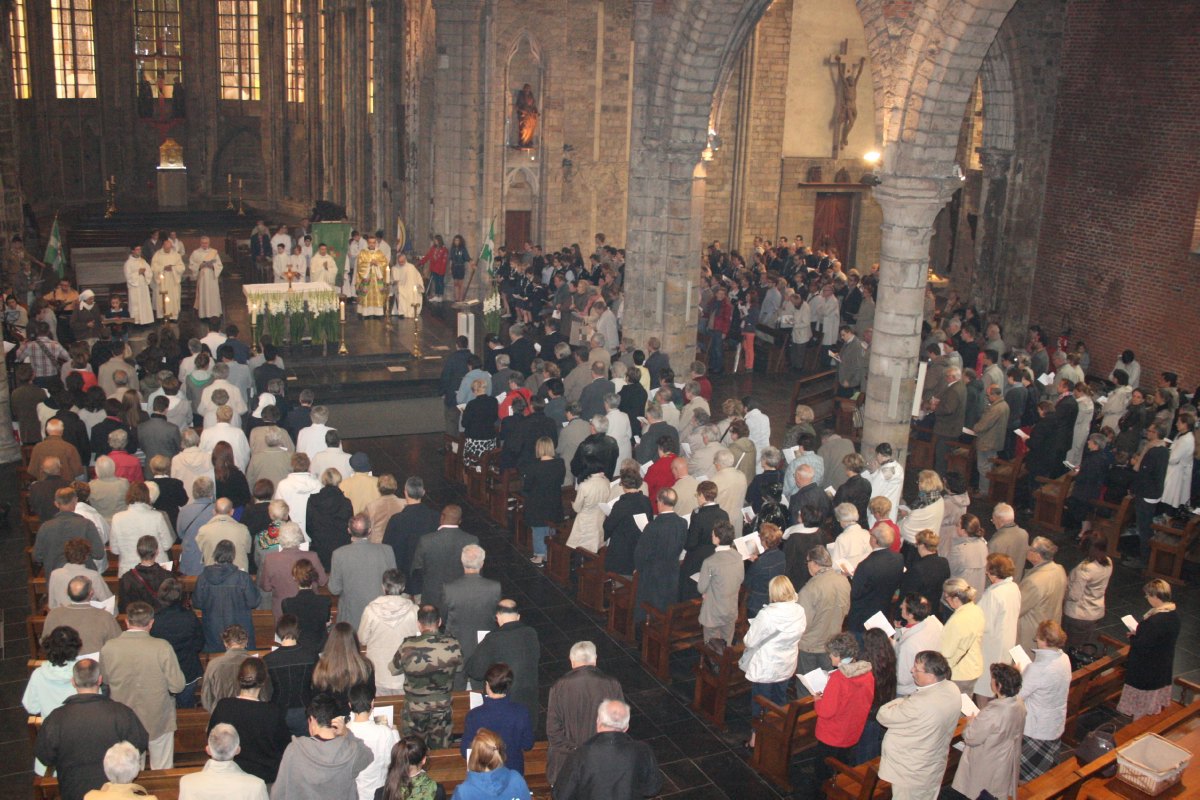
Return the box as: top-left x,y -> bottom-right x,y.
832,54 -> 866,153
513,83 -> 538,148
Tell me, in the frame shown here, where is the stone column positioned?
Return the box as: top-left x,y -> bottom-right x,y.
622,143 -> 705,367
973,146 -> 1013,309
861,175 -> 956,462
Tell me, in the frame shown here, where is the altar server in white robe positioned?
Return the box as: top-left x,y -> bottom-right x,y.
188,236 -> 224,319
270,225 -> 293,257
272,243 -> 290,283
123,245 -> 155,325
151,239 -> 185,320
310,243 -> 338,288
166,231 -> 186,262
391,253 -> 424,318
343,231 -> 363,297
285,245 -> 308,281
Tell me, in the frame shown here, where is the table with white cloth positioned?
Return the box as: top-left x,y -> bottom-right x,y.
243,282 -> 340,345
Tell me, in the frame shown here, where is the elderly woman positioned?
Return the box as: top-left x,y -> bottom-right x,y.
1117,579 -> 1181,721
259,521 -> 328,619
974,553 -> 1021,705
741,575 -> 806,749
784,403 -> 816,448
109,482 -> 174,577
461,377 -> 499,470
940,578 -> 985,692
84,741 -> 149,800
306,467 -> 353,572
899,469 -> 945,568
358,569 -> 420,695
813,633 -> 875,784
208,659 -> 290,785
47,538 -> 113,610
828,502 -> 872,575
193,539 -> 262,652
1062,532 -> 1113,648
715,397 -> 746,441
1018,620 -> 1072,781
177,476 -> 216,575
87,455 -> 129,523
743,523 -> 786,618
938,472 -> 971,557
948,512 -> 989,599
1162,410 -> 1196,511
953,663 -> 1026,800
253,498 -> 292,569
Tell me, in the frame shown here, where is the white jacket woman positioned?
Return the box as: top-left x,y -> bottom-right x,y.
1161,416 -> 1195,509
974,566 -> 1023,698
566,472 -> 609,553
739,576 -> 807,684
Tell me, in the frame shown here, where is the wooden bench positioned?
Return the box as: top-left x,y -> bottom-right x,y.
750,695 -> 818,791
1148,514 -> 1200,585
427,740 -> 550,797
544,524 -> 575,588
1033,471 -> 1075,534
1062,635 -> 1130,745
443,433 -> 464,485
35,767 -> 198,800
1090,494 -> 1134,560
986,450 -> 1026,505
464,448 -> 494,507
640,598 -> 702,680
823,717 -> 968,800
575,547 -> 609,614
605,571 -> 639,644
789,369 -> 838,426
691,639 -> 749,730
947,439 -> 975,485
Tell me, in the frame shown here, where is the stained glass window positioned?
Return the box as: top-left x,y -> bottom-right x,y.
218,0 -> 260,101
50,0 -> 97,99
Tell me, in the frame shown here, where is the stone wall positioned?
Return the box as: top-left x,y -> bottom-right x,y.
1031,0 -> 1200,385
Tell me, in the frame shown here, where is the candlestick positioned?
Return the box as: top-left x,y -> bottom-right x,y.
339,299 -> 346,322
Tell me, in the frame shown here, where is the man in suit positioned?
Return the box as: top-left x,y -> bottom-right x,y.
29,459 -> 73,523
633,403 -> 679,464
506,323 -> 538,377
789,463 -> 832,528
1049,377 -> 1079,476
1002,367 -> 1029,457
988,503 -> 1029,582
835,325 -> 867,397
382,476 -> 442,583
44,576 -> 124,655
556,403 -> 591,487
877,650 -> 963,799
328,513 -> 397,630
697,520 -> 744,643
34,659 -> 149,800
846,524 -> 904,637
410,504 -> 478,612
545,641 -> 626,786
679,482 -> 727,601
464,599 -> 540,728
643,337 -> 671,387
1016,537 -> 1067,655
578,361 -> 615,420
554,700 -> 662,800
99,601 -> 185,769
137,396 -> 182,475
444,544 -> 502,689
633,489 -> 688,625
972,384 -> 1010,494
932,365 -> 967,473
34,487 -> 105,574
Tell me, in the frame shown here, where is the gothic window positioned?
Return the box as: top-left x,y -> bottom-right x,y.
9,0 -> 29,100
50,0 -> 96,99
218,0 -> 260,101
285,0 -> 304,104
134,0 -> 182,101
367,5 -> 375,114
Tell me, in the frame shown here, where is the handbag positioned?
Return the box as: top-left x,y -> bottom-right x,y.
1066,642 -> 1100,671
1075,722 -> 1118,777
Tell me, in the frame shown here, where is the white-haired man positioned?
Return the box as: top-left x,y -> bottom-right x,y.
554,699 -> 663,800
545,641 -> 625,786
179,723 -> 268,800
443,544 -> 501,689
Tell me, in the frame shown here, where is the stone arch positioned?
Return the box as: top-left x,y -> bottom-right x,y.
979,39 -> 1015,152
213,128 -> 265,197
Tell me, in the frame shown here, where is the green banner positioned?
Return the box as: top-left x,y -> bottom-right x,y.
311,221 -> 354,287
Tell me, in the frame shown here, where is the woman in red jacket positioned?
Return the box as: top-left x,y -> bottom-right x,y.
813,632 -> 875,785
417,234 -> 449,301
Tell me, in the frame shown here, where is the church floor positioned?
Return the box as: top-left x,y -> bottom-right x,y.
3,369 -> 1200,798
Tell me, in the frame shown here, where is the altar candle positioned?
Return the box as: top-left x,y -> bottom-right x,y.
238,178 -> 243,190
339,299 -> 346,322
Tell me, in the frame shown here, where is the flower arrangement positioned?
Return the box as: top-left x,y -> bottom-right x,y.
483,283 -> 503,336
245,285 -> 340,344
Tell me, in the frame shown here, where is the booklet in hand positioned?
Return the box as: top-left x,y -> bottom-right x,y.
1009,645 -> 1032,671
1121,614 -> 1139,633
798,667 -> 830,695
863,610 -> 896,637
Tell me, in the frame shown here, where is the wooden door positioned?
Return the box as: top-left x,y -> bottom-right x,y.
812,193 -> 855,264
505,211 -> 531,252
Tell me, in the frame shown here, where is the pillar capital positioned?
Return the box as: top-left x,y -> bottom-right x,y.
870,174 -> 960,229
977,147 -> 1014,179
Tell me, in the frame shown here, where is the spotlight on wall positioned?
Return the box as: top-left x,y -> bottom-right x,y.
861,150 -> 883,185
863,150 -> 881,165
702,127 -> 722,162
952,164 -> 965,181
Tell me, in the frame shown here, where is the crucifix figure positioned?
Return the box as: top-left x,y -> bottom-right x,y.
833,54 -> 866,155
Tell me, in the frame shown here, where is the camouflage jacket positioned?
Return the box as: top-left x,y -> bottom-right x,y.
392,631 -> 463,702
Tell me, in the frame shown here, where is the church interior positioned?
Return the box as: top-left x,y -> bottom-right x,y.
1,0 -> 1199,798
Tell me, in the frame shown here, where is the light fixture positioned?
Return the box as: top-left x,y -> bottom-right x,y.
863,150 -> 881,165
702,126 -> 721,162
861,149 -> 883,185
952,164 -> 965,181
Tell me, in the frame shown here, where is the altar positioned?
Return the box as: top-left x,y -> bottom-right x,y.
243,282 -> 341,346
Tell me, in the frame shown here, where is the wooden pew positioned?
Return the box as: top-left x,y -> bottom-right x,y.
789,369 -> 838,423
690,639 -> 749,730
425,741 -> 550,797
544,524 -> 574,588
443,433 -> 464,485
640,598 -> 702,680
823,717 -> 969,800
605,572 -> 639,644
1148,514 -> 1200,585
1090,494 -> 1133,560
749,695 -> 818,791
35,767 -> 199,800
464,449 -> 492,507
1062,635 -> 1130,745
947,440 -> 975,485
1033,471 -> 1075,534
986,450 -> 1026,505
575,547 -> 608,614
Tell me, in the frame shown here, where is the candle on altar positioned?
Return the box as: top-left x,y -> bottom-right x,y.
339,299 -> 346,322
227,173 -> 232,186
238,178 -> 243,190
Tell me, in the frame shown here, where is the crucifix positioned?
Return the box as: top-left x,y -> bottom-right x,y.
830,40 -> 866,159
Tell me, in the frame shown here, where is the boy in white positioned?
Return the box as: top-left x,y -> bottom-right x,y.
344,685 -> 399,800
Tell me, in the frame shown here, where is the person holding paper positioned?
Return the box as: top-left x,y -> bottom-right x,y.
678,482 -> 727,601
877,650 -> 962,800
1017,620 -> 1071,781
603,469 -> 654,577
632,489 -> 688,625
459,664 -> 534,774
743,524 -> 787,617
898,470 -> 945,569
939,578 -> 985,692
739,575 -> 806,748
697,520 -> 745,644
1116,579 -> 1181,721
1015,537 -> 1067,656
894,595 -> 945,697
846,524 -> 904,641
828,503 -> 872,576
952,663 -> 1026,800
973,554 -> 1022,705
797,547 -> 852,675
811,633 -> 875,784
713,449 -> 749,537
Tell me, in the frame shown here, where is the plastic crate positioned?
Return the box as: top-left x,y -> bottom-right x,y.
1115,733 -> 1192,796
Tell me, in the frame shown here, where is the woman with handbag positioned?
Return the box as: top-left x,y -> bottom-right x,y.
952,663 -> 1026,800
740,575 -> 806,749
1116,579 -> 1181,721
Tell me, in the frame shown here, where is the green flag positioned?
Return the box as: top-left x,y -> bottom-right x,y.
480,218 -> 496,278
311,221 -> 353,287
44,216 -> 64,278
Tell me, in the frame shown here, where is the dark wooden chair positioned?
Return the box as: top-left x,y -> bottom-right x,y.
749,695 -> 818,791
575,547 -> 609,614
1091,494 -> 1134,560
640,598 -> 702,680
442,433 -> 464,485
690,639 -> 749,729
1032,471 -> 1075,534
986,450 -> 1026,505
605,571 -> 639,644
1148,514 -> 1200,585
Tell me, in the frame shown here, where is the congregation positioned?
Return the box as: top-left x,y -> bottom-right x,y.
8,223 -> 1200,800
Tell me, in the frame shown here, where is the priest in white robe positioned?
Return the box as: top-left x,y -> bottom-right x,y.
391,254 -> 424,318
151,239 -> 185,320
270,226 -> 293,258
123,245 -> 155,325
343,230 -> 363,297
188,236 -> 224,319
310,243 -> 338,287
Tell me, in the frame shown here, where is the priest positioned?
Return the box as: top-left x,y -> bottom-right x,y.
151,238 -> 185,321
310,243 -> 338,288
355,235 -> 389,318
391,253 -> 424,319
123,245 -> 154,325
188,236 -> 224,319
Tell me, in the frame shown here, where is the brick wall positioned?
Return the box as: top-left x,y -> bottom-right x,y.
1032,0 -> 1200,387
